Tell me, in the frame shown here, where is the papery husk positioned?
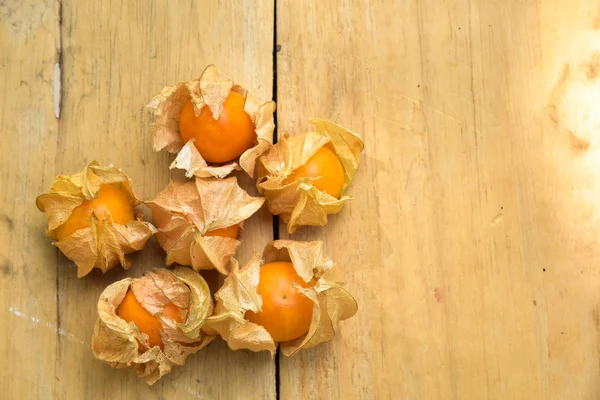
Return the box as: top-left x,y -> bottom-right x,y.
146,177 -> 264,274
35,161 -> 156,277
91,267 -> 214,385
147,65 -> 276,178
203,240 -> 358,357
257,119 -> 364,233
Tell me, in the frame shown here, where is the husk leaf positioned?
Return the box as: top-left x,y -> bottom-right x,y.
91,267 -> 214,385
36,161 -> 156,277
203,241 -> 357,356
257,119 -> 364,233
202,256 -> 277,356
147,65 -> 276,178
147,177 -> 264,274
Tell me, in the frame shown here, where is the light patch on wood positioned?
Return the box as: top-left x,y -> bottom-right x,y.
53,62 -> 61,119
174,383 -> 206,399
0,1 -> 48,37
8,306 -> 88,347
546,33 -> 600,150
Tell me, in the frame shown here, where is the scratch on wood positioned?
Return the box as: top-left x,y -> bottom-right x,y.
53,62 -> 61,118
429,107 -> 464,126
7,306 -> 88,347
174,383 -> 206,399
490,212 -> 504,227
373,114 -> 411,130
54,0 -> 63,119
388,93 -> 489,134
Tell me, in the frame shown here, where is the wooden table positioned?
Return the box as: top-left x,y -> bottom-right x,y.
2,0 -> 600,399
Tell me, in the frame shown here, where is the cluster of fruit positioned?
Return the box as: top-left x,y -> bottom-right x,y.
36,66 -> 364,384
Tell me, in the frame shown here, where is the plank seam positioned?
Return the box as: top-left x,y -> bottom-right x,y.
54,0 -> 63,119
272,1 -> 281,399
54,0 -> 64,389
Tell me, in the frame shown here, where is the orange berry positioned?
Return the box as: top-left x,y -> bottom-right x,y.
204,224 -> 240,239
283,145 -> 344,198
245,262 -> 314,343
54,184 -> 134,239
179,91 -> 256,163
117,290 -> 182,350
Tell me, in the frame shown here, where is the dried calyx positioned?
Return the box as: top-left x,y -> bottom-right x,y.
35,161 -> 156,277
146,177 -> 265,274
91,267 -> 214,385
147,65 -> 276,179
257,119 -> 364,233
203,240 -> 358,356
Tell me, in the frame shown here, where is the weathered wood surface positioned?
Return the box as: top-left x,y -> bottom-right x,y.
276,1 -> 600,399
1,1 -> 275,399
3,0 -> 600,399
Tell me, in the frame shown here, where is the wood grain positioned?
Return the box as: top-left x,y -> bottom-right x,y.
277,0 -> 600,399
1,0 -> 275,399
5,0 -> 600,399
0,1 -> 60,399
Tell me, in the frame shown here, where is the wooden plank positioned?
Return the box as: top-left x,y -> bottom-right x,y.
0,1 -> 274,399
535,2 -> 600,399
0,1 -> 61,398
7,1 -> 600,399
277,1 -> 600,399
